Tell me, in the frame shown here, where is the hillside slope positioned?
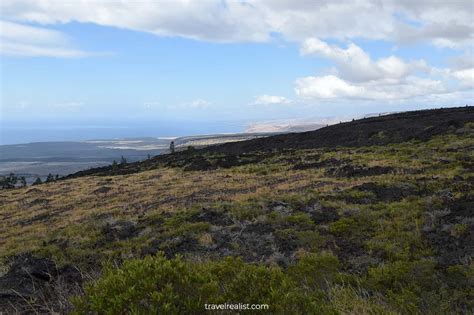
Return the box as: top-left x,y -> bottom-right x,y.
208,106 -> 474,153
0,107 -> 473,314
64,106 -> 474,178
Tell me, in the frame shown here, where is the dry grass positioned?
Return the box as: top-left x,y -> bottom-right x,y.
0,132 -> 472,268
0,166 -> 335,260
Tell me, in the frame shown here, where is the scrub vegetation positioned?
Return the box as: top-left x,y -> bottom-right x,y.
0,107 -> 473,314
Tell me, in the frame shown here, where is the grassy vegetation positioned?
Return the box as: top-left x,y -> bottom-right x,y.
0,122 -> 473,313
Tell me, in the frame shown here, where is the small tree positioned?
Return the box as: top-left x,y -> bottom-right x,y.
9,173 -> 17,188
1,173 -> 18,189
120,156 -> 127,165
20,176 -> 27,187
33,177 -> 43,185
169,141 -> 175,154
46,173 -> 55,183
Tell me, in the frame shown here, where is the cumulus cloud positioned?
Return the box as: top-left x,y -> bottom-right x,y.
451,68 -> 474,87
295,76 -> 364,99
252,95 -> 292,105
449,53 -> 474,70
1,0 -> 472,47
295,38 -> 468,101
295,74 -> 446,101
1,0 -> 471,103
300,38 -> 428,83
0,20 -> 91,57
0,1 -> 270,43
394,0 -> 474,48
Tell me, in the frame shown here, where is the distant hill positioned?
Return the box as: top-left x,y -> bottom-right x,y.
245,121 -> 326,133
206,106 -> 474,154
64,106 -> 474,178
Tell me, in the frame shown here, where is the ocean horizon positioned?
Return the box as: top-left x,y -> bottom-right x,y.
0,120 -> 245,145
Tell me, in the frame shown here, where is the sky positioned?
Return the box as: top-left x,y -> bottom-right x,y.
1,0 -> 473,142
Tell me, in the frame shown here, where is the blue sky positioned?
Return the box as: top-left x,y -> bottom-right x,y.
1,0 -> 473,140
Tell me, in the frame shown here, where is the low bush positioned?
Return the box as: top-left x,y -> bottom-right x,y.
73,252 -> 339,314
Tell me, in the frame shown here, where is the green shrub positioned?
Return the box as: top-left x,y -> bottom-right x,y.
73,254 -> 214,314
288,252 -> 340,291
227,201 -> 266,221
329,218 -> 357,235
295,230 -> 325,251
73,253 -> 337,314
368,260 -> 438,292
329,284 -> 397,315
367,260 -> 440,313
286,213 -> 315,229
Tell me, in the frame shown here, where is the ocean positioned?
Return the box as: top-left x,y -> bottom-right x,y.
0,120 -> 245,145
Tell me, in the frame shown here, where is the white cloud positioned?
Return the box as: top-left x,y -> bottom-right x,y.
300,38 -> 428,83
451,68 -> 474,87
0,0 -> 471,104
295,38 -> 467,101
1,0 -> 472,48
252,95 -> 292,105
301,38 -> 379,82
0,20 -> 91,57
295,74 -> 446,101
449,53 -> 474,70
1,19 -> 66,44
1,41 -> 90,58
186,98 -> 211,108
182,99 -> 211,109
0,1 -> 270,43
394,0 -> 473,49
295,75 -> 365,99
